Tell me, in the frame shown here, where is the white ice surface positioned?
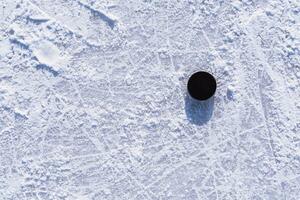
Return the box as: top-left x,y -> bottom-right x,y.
0,0 -> 300,199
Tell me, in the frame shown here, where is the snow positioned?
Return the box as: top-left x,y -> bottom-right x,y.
0,0 -> 300,199
32,40 -> 61,67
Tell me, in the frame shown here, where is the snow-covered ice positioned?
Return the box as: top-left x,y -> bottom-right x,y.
0,0 -> 300,199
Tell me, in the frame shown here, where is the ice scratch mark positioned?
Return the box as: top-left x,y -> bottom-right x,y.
147,124 -> 264,188
9,38 -> 29,49
77,1 -> 116,29
14,112 -> 28,121
35,64 -> 59,77
26,16 -> 49,25
1,106 -> 28,122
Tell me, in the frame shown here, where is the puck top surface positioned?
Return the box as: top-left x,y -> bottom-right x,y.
187,71 -> 217,101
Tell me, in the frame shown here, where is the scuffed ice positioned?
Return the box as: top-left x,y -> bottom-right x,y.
0,0 -> 300,199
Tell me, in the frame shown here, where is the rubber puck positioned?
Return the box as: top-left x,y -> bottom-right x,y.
187,71 -> 217,101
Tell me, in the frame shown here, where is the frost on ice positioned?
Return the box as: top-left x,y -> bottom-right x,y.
0,0 -> 300,199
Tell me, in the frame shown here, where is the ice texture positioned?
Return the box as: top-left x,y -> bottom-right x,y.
0,0 -> 300,199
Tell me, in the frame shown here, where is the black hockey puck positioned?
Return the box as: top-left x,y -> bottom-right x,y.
187,71 -> 217,101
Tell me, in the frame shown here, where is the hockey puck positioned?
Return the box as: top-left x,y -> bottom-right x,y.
187,71 -> 217,101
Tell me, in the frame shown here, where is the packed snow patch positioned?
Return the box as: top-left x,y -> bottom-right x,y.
32,40 -> 60,67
